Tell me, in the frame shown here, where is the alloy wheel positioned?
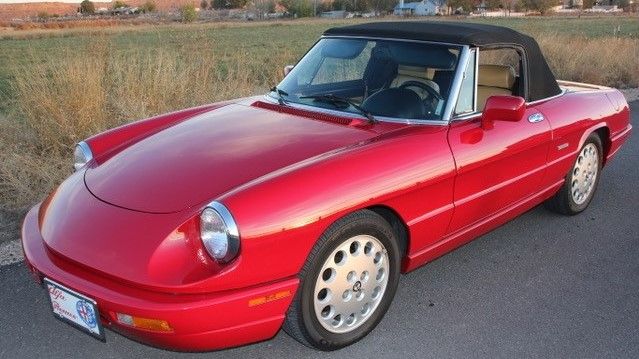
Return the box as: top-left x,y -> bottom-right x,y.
571,143 -> 599,205
312,234 -> 390,334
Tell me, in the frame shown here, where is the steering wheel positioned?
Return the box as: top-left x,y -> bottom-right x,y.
399,80 -> 443,101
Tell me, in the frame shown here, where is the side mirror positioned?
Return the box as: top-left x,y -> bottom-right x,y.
481,95 -> 526,130
283,65 -> 294,77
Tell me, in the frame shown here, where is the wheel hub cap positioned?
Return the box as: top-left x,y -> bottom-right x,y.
313,234 -> 390,334
571,143 -> 599,205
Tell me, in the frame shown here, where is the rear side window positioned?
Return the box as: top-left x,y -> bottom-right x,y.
478,47 -> 524,98
479,48 -> 521,75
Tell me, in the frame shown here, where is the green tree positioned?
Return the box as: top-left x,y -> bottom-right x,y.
447,0 -> 475,12
113,0 -> 128,9
369,0 -> 396,13
255,0 -> 276,14
331,0 -> 346,9
212,0 -> 226,8
485,0 -> 502,9
141,0 -> 156,12
80,0 -> 95,14
519,0 -> 555,14
37,11 -> 50,20
613,0 -> 629,9
181,3 -> 198,22
281,0 -> 313,15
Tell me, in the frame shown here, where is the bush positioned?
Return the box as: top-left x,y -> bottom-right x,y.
80,0 -> 95,14
280,0 -> 314,17
37,12 -> 51,20
519,0 -> 555,14
181,4 -> 198,23
113,0 -> 128,9
141,1 -> 157,12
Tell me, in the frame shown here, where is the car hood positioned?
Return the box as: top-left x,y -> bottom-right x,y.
85,103 -> 377,213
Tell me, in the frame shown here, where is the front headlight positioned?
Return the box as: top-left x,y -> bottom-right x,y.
73,141 -> 93,171
200,202 -> 240,263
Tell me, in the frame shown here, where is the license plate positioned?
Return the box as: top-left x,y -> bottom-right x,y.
44,278 -> 105,341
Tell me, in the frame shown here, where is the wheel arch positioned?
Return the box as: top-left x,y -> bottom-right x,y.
577,123 -> 610,166
594,126 -> 611,165
366,205 -> 410,260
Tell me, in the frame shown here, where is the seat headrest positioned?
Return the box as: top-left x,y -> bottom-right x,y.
478,64 -> 515,89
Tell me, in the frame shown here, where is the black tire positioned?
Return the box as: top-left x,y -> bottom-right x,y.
544,133 -> 603,215
283,210 -> 401,351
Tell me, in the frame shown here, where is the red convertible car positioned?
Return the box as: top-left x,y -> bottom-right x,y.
22,22 -> 631,351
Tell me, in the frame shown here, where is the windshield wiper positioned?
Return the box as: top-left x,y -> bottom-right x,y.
270,86 -> 289,106
300,94 -> 378,124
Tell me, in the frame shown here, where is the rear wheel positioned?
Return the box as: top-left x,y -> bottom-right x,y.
545,133 -> 603,215
283,210 -> 400,351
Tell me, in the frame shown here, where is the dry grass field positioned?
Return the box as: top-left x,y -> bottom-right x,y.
0,16 -> 638,210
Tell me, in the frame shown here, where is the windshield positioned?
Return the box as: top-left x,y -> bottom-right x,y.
272,38 -> 462,122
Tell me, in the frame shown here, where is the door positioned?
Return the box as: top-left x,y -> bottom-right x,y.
447,108 -> 551,233
445,46 -> 552,233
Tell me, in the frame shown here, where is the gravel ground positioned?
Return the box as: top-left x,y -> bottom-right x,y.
621,88 -> 639,103
0,209 -> 23,265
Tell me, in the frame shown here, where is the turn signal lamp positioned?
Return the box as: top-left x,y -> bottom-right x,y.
114,312 -> 172,332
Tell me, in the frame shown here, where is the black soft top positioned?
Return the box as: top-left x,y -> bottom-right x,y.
324,21 -> 561,102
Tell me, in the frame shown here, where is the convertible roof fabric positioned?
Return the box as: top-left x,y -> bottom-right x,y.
324,21 -> 562,102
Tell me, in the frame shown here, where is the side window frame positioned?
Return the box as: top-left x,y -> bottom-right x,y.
478,44 -> 529,102
452,47 -> 479,117
451,45 -> 529,121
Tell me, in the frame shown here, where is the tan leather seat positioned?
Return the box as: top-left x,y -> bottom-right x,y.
477,64 -> 516,111
390,65 -> 440,98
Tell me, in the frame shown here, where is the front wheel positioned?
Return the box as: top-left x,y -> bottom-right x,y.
545,133 -> 603,215
283,210 -> 401,351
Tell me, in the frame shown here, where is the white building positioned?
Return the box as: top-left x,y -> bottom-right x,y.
394,0 -> 440,16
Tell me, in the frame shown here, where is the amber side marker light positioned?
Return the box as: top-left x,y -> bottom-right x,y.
113,312 -> 172,332
248,290 -> 292,307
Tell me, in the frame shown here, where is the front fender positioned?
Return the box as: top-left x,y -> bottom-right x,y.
213,125 -> 456,289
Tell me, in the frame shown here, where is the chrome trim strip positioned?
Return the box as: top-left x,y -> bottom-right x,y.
526,89 -> 567,105
442,45 -> 470,123
473,47 -> 479,113
262,95 -> 448,126
452,112 -> 482,121
205,201 -> 240,263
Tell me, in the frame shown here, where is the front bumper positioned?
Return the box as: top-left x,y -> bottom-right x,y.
21,205 -> 299,351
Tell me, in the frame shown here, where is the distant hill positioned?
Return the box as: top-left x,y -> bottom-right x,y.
0,1 -> 200,21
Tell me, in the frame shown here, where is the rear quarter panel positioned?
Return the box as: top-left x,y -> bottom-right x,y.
535,89 -> 630,185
